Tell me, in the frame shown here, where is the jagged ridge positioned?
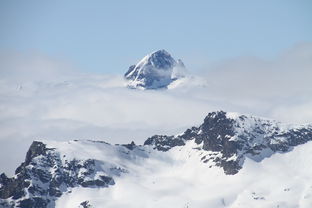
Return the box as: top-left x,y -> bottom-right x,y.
1,111 -> 312,207
144,111 -> 312,174
0,141 -> 120,208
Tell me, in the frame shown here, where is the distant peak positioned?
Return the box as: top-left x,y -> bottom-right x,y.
124,49 -> 186,90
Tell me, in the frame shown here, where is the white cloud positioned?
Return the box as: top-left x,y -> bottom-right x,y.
0,50 -> 77,82
0,42 -> 311,175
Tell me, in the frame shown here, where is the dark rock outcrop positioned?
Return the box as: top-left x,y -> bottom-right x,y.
79,200 -> 92,208
144,135 -> 185,151
0,141 -> 115,208
144,111 -> 312,175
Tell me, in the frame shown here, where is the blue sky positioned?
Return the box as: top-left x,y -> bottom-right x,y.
0,0 -> 311,74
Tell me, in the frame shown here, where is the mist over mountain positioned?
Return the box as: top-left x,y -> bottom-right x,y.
0,44 -> 312,207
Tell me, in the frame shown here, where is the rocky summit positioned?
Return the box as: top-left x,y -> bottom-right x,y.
1,111 -> 312,207
0,141 -> 116,208
145,111 -> 312,174
124,49 -> 185,89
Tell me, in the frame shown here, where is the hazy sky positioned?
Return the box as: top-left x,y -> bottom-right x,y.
1,0 -> 311,73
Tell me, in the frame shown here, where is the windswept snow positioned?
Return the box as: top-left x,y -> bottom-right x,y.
53,140 -> 312,208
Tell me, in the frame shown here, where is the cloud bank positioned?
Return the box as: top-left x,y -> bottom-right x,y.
0,42 -> 312,175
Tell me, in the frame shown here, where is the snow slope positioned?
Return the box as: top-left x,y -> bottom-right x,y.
56,140 -> 312,208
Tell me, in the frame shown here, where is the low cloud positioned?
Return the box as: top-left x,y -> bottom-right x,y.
1,42 -> 311,175
200,42 -> 312,123
0,50 -> 77,82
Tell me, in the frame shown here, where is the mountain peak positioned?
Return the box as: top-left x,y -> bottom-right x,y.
144,110 -> 312,174
150,49 -> 171,57
124,50 -> 186,90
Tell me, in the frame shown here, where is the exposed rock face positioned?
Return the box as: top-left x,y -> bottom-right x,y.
124,50 -> 185,89
0,141 -> 115,208
144,135 -> 185,151
79,200 -> 92,208
144,111 -> 312,174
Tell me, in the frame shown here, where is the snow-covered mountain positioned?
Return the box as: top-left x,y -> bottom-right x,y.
1,111 -> 312,208
124,50 -> 186,89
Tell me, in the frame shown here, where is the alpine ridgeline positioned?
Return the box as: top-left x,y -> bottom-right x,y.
1,111 -> 312,207
124,49 -> 186,89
